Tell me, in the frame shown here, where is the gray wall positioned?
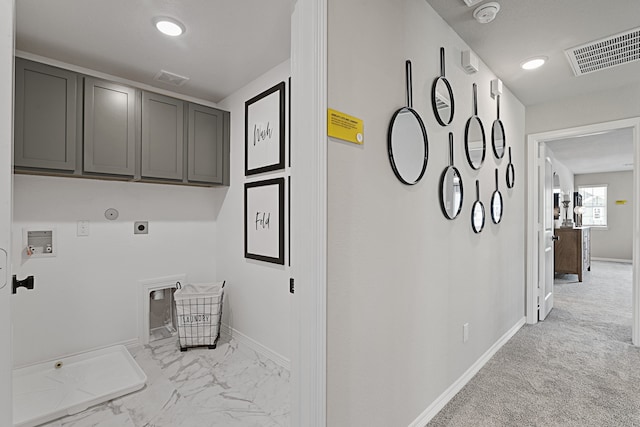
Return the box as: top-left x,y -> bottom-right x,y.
327,0 -> 526,425
575,171 -> 633,261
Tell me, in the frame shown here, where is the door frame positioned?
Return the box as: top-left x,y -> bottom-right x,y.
0,0 -> 14,424
526,117 -> 640,345
290,0 -> 327,425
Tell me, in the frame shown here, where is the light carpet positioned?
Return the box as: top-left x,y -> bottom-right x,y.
428,261 -> 640,427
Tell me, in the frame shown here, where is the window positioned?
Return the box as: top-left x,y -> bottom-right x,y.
578,185 -> 607,227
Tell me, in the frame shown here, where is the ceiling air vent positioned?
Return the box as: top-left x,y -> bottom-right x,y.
154,70 -> 190,86
564,27 -> 640,76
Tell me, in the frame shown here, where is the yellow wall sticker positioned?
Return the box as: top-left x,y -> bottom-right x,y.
616,200 -> 628,205
327,109 -> 364,145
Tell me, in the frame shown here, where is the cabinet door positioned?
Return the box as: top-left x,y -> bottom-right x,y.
142,92 -> 184,180
14,58 -> 77,171
84,78 -> 136,175
188,104 -> 227,184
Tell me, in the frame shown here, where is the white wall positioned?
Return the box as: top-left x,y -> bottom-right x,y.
575,171 -> 633,261
526,82 -> 640,135
12,175 -> 222,366
546,146 -> 574,225
546,147 -> 574,198
216,60 -> 291,362
0,0 -> 15,423
327,0 -> 525,425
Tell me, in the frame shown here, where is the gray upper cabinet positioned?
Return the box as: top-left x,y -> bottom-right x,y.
14,58 -> 230,186
188,103 -> 229,184
14,58 -> 77,171
142,92 -> 184,180
84,78 -> 136,176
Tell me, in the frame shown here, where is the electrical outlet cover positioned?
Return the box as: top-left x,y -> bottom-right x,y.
134,221 -> 149,235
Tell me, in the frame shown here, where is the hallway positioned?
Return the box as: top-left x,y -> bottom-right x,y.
429,261 -> 640,426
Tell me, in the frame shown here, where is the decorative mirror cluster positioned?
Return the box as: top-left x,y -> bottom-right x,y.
506,147 -> 515,189
432,47 -> 455,126
386,49 -> 517,232
388,60 -> 429,185
464,83 -> 486,170
491,168 -> 503,224
440,133 -> 463,220
471,180 -> 485,233
492,95 -> 505,159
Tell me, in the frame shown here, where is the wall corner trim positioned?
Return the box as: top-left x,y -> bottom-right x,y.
220,324 -> 291,371
407,317 -> 526,427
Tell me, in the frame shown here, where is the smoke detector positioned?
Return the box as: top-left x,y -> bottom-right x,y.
473,2 -> 500,24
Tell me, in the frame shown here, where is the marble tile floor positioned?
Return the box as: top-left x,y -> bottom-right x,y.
41,335 -> 290,427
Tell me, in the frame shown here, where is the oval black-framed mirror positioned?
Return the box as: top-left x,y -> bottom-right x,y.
439,133 -> 463,220
492,95 -> 505,159
506,146 -> 515,189
464,83 -> 486,170
491,168 -> 503,224
471,180 -> 485,233
431,47 -> 455,127
388,60 -> 429,185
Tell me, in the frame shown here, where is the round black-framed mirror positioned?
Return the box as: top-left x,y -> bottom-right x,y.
439,133 -> 463,220
464,83 -> 486,170
506,146 -> 515,189
388,60 -> 429,185
431,47 -> 455,127
491,168 -> 503,224
471,180 -> 485,233
492,95 -> 505,159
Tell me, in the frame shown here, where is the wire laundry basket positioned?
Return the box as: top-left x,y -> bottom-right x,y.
174,281 -> 225,351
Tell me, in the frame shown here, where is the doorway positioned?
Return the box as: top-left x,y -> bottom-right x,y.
526,118 -> 640,345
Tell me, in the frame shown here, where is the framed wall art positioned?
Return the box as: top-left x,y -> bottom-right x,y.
245,81 -> 286,175
244,177 -> 285,265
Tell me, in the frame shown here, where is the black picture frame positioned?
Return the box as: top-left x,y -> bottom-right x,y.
244,177 -> 285,265
245,82 -> 286,176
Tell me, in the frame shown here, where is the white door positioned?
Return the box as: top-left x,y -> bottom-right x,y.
538,147 -> 554,320
0,0 -> 14,424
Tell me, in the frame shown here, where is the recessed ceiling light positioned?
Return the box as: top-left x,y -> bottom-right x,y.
521,57 -> 547,70
154,17 -> 185,37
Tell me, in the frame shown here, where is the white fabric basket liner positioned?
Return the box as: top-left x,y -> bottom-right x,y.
174,282 -> 223,302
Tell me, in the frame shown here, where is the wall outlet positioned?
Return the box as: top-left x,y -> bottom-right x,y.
77,220 -> 90,237
463,323 -> 470,343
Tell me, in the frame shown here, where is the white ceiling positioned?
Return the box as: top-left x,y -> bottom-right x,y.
16,0 -> 292,104
425,0 -> 640,106
545,128 -> 634,175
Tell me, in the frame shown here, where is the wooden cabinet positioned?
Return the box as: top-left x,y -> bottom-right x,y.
142,92 -> 184,180
187,103 -> 229,185
84,78 -> 136,176
14,58 -> 77,171
554,227 -> 591,282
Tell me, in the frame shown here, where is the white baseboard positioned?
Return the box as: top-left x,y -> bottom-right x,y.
408,317 -> 526,427
220,323 -> 290,371
591,257 -> 632,264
